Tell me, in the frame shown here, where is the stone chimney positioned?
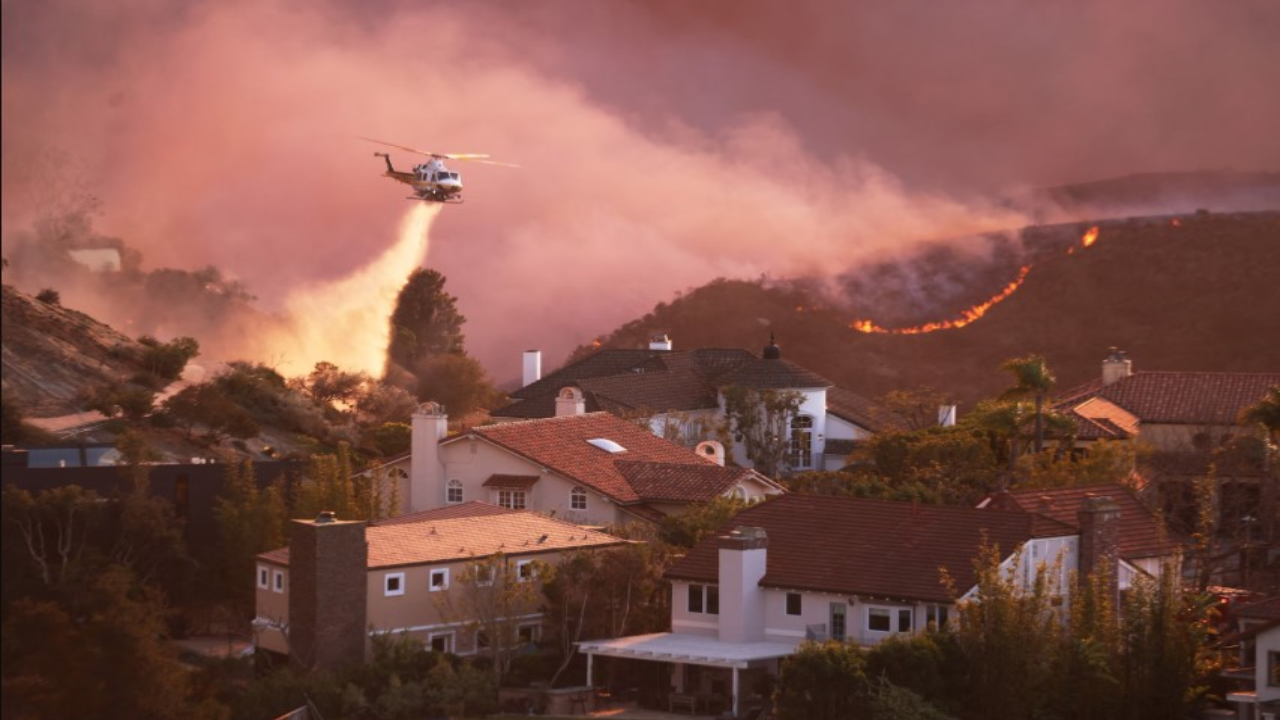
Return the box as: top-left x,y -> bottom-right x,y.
938,405 -> 957,427
718,526 -> 769,644
695,440 -> 726,466
522,350 -> 542,387
649,333 -> 673,351
1077,495 -> 1121,603
555,387 -> 585,417
411,402 -> 447,512
1101,347 -> 1132,387
288,513 -> 369,673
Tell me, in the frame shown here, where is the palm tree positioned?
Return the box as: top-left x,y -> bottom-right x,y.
1000,354 -> 1057,454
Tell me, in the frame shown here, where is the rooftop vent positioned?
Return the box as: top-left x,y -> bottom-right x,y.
587,438 -> 627,454
315,511 -> 337,524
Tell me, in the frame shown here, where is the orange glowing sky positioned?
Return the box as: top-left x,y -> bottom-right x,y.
4,0 -> 1279,380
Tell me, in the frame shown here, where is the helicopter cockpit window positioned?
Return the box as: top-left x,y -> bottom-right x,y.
450,173 -> 460,180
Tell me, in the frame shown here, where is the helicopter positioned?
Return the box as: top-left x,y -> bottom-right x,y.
362,137 -> 518,203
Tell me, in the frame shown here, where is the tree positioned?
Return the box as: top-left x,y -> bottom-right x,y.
870,387 -> 954,432
386,268 -> 466,373
163,383 -> 260,442
412,353 -> 499,417
1241,386 -> 1280,444
35,288 -> 60,305
721,385 -> 805,477
658,495 -> 751,550
138,335 -> 201,382
999,354 -> 1057,454
214,459 -> 286,617
774,640 -> 871,720
298,361 -> 367,408
435,553 -> 545,681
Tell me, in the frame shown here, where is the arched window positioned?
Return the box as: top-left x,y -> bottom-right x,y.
447,479 -> 464,504
570,486 -> 587,511
789,415 -> 815,470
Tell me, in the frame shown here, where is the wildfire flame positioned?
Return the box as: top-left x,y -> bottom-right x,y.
850,265 -> 1032,335
1081,225 -> 1100,248
1171,218 -> 1182,227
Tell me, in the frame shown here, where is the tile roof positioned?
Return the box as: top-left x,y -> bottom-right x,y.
375,501 -> 517,526
666,494 -> 1074,603
718,357 -> 832,390
259,504 -> 627,569
617,461 -> 763,503
826,386 -> 881,431
452,412 -> 719,503
482,474 -> 541,488
577,369 -> 717,413
1059,372 -> 1280,426
991,482 -> 1187,559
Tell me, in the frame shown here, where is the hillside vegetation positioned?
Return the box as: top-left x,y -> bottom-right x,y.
580,211 -> 1280,407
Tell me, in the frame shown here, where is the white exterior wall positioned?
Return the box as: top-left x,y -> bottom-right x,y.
716,387 -> 829,473
670,580 -> 721,638
718,543 -> 768,643
824,415 -> 873,443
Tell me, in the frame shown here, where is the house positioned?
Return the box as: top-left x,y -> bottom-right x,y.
977,481 -> 1188,578
1054,348 -> 1279,453
1223,595 -> 1280,720
578,492 -> 1139,715
253,502 -> 629,671
375,403 -> 784,525
494,334 -> 882,473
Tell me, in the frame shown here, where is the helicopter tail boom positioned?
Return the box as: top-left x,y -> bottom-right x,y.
373,152 -> 395,173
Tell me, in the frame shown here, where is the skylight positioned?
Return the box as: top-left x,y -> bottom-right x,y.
587,438 -> 627,454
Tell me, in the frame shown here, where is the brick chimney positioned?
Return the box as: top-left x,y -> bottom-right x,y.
555,386 -> 585,417
1101,347 -> 1132,387
1077,495 -> 1121,602
288,512 -> 369,673
411,402 -> 447,512
718,526 -> 768,643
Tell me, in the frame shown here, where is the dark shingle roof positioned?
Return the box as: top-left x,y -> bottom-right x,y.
666,494 -> 1072,603
992,482 -> 1187,560
826,387 -> 881,431
718,357 -> 832,390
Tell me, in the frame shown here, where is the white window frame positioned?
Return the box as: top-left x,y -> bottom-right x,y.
474,562 -> 495,587
257,565 -> 270,590
428,632 -> 454,654
385,571 -> 406,597
570,486 -> 587,511
516,559 -> 535,583
272,569 -> 286,594
498,489 -> 527,510
517,623 -> 541,644
785,592 -> 803,616
446,479 -> 464,504
429,568 -> 450,592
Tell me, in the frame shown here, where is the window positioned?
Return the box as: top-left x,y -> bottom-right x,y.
786,592 -> 803,616
476,631 -> 491,650
898,609 -> 913,633
570,486 -> 587,511
429,632 -> 453,654
498,490 -> 527,510
1270,651 -> 1280,687
687,584 -> 719,615
474,562 -> 495,587
385,572 -> 406,597
517,560 -> 535,582
868,608 -> 891,632
789,415 -> 814,469
257,565 -> 270,590
430,568 -> 449,591
926,605 -> 950,629
273,570 -> 286,594
446,479 -> 463,504
518,624 -> 541,644
830,603 -> 847,641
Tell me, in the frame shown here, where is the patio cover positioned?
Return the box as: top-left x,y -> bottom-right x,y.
577,632 -> 796,669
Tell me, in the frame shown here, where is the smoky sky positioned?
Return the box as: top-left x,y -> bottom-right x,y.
4,0 -> 1278,382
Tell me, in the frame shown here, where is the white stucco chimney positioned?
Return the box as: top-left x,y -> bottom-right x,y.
938,405 -> 957,427
410,402 -> 447,512
718,526 -> 768,644
555,387 -> 585,417
522,350 -> 542,388
1102,347 -> 1132,387
695,440 -> 726,466
649,333 -> 673,352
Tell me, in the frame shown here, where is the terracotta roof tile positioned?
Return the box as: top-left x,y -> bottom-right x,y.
482,474 -> 541,488
376,501 -> 517,526
453,413 -> 717,503
259,506 -> 627,569
666,495 -> 1069,603
1059,372 -> 1280,425
998,482 -> 1188,559
616,461 -> 762,503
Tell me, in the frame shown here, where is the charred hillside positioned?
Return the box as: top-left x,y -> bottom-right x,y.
580,211 -> 1280,408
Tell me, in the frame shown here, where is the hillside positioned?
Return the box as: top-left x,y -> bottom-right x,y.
1,284 -> 148,417
578,211 -> 1280,409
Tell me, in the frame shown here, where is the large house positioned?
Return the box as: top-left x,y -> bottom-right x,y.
579,491 -> 1152,715
493,335 -> 882,473
253,502 -> 628,671
379,404 -> 784,525
1224,595 -> 1280,720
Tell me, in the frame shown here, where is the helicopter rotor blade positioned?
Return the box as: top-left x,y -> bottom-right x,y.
358,136 -> 446,159
359,137 -> 519,167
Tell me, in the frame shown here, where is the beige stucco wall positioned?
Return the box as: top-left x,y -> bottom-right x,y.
253,561 -> 290,655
